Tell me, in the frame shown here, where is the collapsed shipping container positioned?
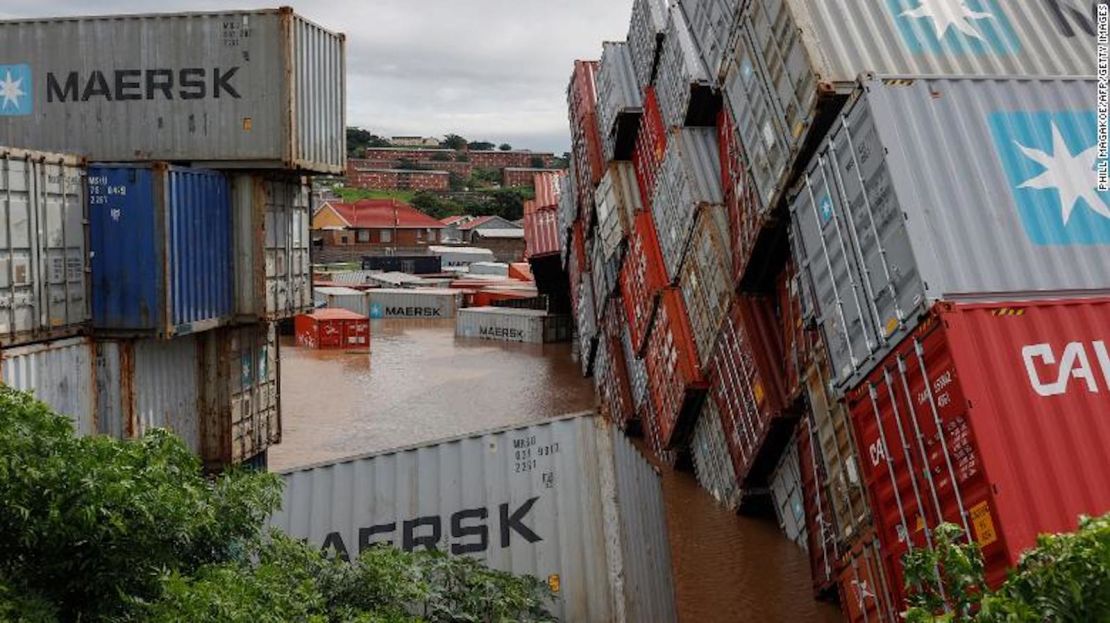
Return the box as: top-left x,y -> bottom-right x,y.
576,277 -> 599,374
597,41 -> 643,162
717,106 -> 778,289
689,397 -> 743,510
725,0 -> 1096,215
0,148 -> 88,346
643,287 -> 706,449
769,437 -> 807,548
626,0 -> 669,89
677,0 -> 741,81
523,203 -> 562,260
632,87 -> 668,206
230,172 -> 313,321
367,288 -> 461,319
654,6 -> 717,128
847,299 -> 1110,601
456,307 -> 572,345
619,211 -> 666,354
791,76 -> 1110,394
837,531 -> 902,623
1,337 -> 95,436
568,60 -> 605,210
595,163 -> 641,263
294,309 -> 370,351
796,413 -> 839,597
619,320 -> 648,419
0,8 -> 346,173
678,204 -> 731,368
89,163 -> 232,337
651,127 -> 723,283
271,413 -> 678,623
314,286 -> 369,317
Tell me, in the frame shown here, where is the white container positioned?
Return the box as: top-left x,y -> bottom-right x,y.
457,307 -> 572,344
650,127 -> 723,282
1,336 -> 95,436
0,148 -> 88,347
654,6 -> 713,128
270,413 -> 678,623
469,262 -> 510,277
367,288 -> 461,319
365,271 -> 427,288
690,399 -> 742,510
314,286 -> 369,317
428,245 -> 496,268
595,163 -> 642,262
769,438 -> 807,549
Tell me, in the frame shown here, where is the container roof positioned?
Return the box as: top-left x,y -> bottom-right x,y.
303,308 -> 368,320
324,199 -> 444,229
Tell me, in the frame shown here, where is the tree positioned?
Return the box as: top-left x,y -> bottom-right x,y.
467,141 -> 496,151
499,143 -> 512,151
447,172 -> 467,192
440,134 -> 468,150
428,152 -> 452,162
347,127 -> 391,157
396,158 -> 421,171
530,156 -> 547,169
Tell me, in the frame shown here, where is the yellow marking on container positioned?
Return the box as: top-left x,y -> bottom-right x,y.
970,501 -> 998,547
242,117 -> 253,131
548,574 -> 561,594
884,317 -> 899,337
754,382 -> 765,404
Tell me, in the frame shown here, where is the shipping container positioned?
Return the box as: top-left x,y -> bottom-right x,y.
367,288 -> 461,320
533,171 -> 564,210
271,414 -> 677,622
838,532 -> 901,623
727,0 -> 1096,216
597,41 -> 643,163
199,323 -> 280,469
655,7 -> 716,128
360,255 -> 443,275
677,0 -> 740,81
627,0 -> 669,89
508,263 -> 534,282
524,205 -> 562,260
643,287 -> 705,449
618,320 -> 648,416
89,164 -> 232,337
717,106 -> 775,289
770,438 -> 807,548
428,246 -> 497,269
619,212 -> 667,354
797,412 -> 840,597
231,172 -> 313,321
457,307 -> 572,345
568,60 -> 605,196
589,236 -> 621,324
0,8 -> 346,173
557,174 -> 576,266
640,393 -> 677,468
314,286 -> 370,317
595,163 -> 642,262
365,271 -> 426,288
294,309 -> 370,351
469,262 -> 510,277
0,148 -> 88,346
576,279 -> 599,374
690,397 -> 742,509
708,296 -> 790,486
632,87 -> 668,206
650,127 -> 723,283
594,316 -> 636,430
847,299 -> 1110,599
678,204 -> 731,368
1,337 -> 95,436
791,76 -> 1110,394
778,259 -> 818,405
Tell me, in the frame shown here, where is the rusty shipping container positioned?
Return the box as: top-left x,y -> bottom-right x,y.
632,87 -> 668,206
643,287 -> 705,449
0,8 -> 345,173
791,76 -> 1110,394
1,337 -> 95,436
797,412 -> 840,597
294,309 -> 370,351
678,204 -> 731,368
619,211 -> 667,354
524,205 -> 562,260
627,0 -> 669,89
597,41 -> 643,162
271,414 -> 677,623
654,6 -> 716,128
847,299 -> 1110,602
0,148 -> 88,347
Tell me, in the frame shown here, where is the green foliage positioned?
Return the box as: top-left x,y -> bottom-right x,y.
468,167 -> 502,189
440,134 -> 468,150
334,187 -> 417,204
529,156 -> 546,169
347,128 -> 392,157
396,158 -> 421,171
447,173 -> 467,192
428,152 -> 453,162
903,516 -> 1110,623
498,144 -> 512,151
455,153 -> 470,163
467,141 -> 496,151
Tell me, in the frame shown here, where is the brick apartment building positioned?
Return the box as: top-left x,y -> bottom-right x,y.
313,199 -> 446,247
345,164 -> 450,192
363,147 -> 557,170
501,167 -> 562,188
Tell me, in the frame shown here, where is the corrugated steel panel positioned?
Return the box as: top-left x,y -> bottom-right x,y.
199,323 -> 280,469
0,148 -> 88,346
126,335 -> 202,453
0,9 -> 345,173
90,164 -> 233,337
598,41 -> 644,162
847,299 -> 1110,599
619,212 -> 666,354
690,397 -> 742,509
315,286 -> 369,317
524,206 -> 562,259
797,413 -> 839,596
717,106 -> 773,287
651,127 -> 723,282
632,87 -> 668,206
643,287 -> 705,448
456,307 -> 572,344
791,77 -> 1110,394
769,438 -> 806,548
429,246 -> 496,268
533,170 -> 564,210
654,7 -> 714,128
1,336 -> 95,436
619,320 -> 649,413
678,204 -> 731,368
596,163 -> 642,262
231,173 -> 313,321
270,413 -> 677,623
676,0 -> 739,80
576,278 -> 599,374
837,532 -> 901,623
627,0 -> 669,89
367,289 -> 460,319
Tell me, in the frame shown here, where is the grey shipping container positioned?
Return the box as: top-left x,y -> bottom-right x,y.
270,413 -> 678,623
597,41 -> 643,162
769,438 -> 806,549
690,398 -> 742,510
365,271 -> 426,288
655,7 -> 714,128
0,148 -> 88,346
1,336 -> 95,436
231,173 -> 313,321
469,262 -> 510,277
199,323 -> 280,470
368,288 -> 460,319
619,321 -> 648,413
627,0 -> 670,90
650,127 -> 723,282
727,0 -> 1098,215
429,246 -> 496,268
790,76 -> 1110,392
457,307 -> 572,344
678,204 -> 731,368
676,0 -> 740,81
0,8 -> 345,173
595,163 -> 641,263
314,286 -> 369,317
590,240 -> 620,324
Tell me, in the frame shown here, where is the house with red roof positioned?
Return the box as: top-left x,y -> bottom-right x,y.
312,199 -> 446,248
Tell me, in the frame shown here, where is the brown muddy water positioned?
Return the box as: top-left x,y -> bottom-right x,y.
274,319 -> 842,622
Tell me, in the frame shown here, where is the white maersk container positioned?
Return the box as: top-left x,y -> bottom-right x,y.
367,288 -> 461,319
429,245 -> 496,269
456,308 -> 573,344
0,8 -> 345,173
271,414 -> 678,623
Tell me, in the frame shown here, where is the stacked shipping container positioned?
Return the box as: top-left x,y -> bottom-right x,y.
565,1 -> 1105,619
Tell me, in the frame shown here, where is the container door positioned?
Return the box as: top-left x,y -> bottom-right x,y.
0,156 -> 40,340
265,177 -> 313,318
167,168 -> 232,331
40,159 -> 88,333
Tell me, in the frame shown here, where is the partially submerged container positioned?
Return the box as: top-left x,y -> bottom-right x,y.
270,414 -> 678,623
576,278 -> 598,373
690,397 -> 742,509
847,299 -> 1110,596
0,8 -> 346,173
769,438 -> 806,548
314,286 -> 369,317
428,246 -> 496,269
0,148 -> 88,346
651,127 -> 723,282
643,287 -> 706,449
294,309 -> 370,351
457,307 -> 572,345
230,172 -> 313,321
593,318 -> 636,430
791,76 -> 1110,393
597,41 -> 643,162
367,288 -> 461,320
1,337 -> 95,436
654,7 -> 716,128
837,531 -> 901,623
796,413 -> 839,597
89,163 -> 232,337
678,204 -> 731,367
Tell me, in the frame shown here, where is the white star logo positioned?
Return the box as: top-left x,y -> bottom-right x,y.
0,70 -> 26,110
901,0 -> 994,41
1015,123 -> 1110,225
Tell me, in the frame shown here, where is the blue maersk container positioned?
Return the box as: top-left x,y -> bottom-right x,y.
89,164 -> 233,336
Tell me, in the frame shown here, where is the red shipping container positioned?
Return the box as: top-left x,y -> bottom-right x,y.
508,263 -> 533,282
797,412 -> 840,598
639,392 -> 677,467
619,211 -> 667,354
523,204 -> 561,259
568,61 -> 605,194
643,287 -> 706,449
837,532 -> 902,623
632,87 -> 667,208
708,295 -> 790,485
294,309 -> 370,351
847,298 -> 1110,597
718,106 -> 773,288
597,304 -> 636,429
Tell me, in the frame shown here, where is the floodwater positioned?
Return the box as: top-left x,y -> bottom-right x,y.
274,319 -> 842,622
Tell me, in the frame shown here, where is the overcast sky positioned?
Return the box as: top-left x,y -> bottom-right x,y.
0,1 -> 635,153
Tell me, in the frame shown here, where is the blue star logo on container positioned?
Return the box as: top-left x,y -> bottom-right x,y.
0,64 -> 32,116
818,194 -> 834,226
887,0 -> 1019,56
988,110 -> 1110,246
370,303 -> 384,319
